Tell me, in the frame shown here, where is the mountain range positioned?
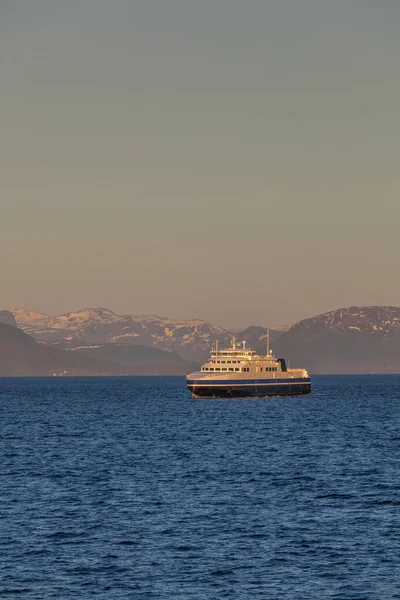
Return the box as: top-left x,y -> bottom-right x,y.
1,305 -> 400,375
273,305 -> 400,374
0,320 -> 197,377
8,308 -> 279,363
0,322 -> 118,376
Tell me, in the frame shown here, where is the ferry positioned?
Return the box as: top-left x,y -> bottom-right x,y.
186,334 -> 311,398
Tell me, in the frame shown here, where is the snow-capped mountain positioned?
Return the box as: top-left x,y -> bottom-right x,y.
11,309 -> 50,329
8,305 -> 400,372
287,306 -> 400,337
274,306 -> 400,373
9,307 -> 271,362
0,322 -> 194,376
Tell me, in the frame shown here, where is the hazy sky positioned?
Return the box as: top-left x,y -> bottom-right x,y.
1,0 -> 400,328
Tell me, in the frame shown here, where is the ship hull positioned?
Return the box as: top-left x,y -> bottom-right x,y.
186,378 -> 311,398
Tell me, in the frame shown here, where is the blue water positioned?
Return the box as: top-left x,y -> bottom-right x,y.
1,375 -> 399,599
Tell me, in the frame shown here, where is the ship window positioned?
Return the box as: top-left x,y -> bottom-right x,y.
215,368 -> 220,371
260,368 -> 263,372
235,368 -> 239,372
217,361 -> 220,364
222,368 -> 227,371
229,368 -> 234,372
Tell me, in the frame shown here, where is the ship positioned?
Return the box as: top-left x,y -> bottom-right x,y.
186,333 -> 311,398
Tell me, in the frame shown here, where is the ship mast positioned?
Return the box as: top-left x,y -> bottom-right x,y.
266,329 -> 270,356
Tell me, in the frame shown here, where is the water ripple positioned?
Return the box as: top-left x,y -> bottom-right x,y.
0,375 -> 399,598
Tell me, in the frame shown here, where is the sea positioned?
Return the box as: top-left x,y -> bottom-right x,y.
1,375 -> 399,599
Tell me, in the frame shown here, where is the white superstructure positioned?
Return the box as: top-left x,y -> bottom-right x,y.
186,336 -> 311,398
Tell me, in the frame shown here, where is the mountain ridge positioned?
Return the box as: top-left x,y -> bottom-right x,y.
274,305 -> 400,373
9,307 -> 269,362
8,305 -> 400,373
0,323 -> 193,376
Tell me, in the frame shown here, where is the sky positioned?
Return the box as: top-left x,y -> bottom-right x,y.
1,0 -> 400,329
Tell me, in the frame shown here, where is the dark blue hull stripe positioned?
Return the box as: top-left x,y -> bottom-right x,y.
187,377 -> 310,386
